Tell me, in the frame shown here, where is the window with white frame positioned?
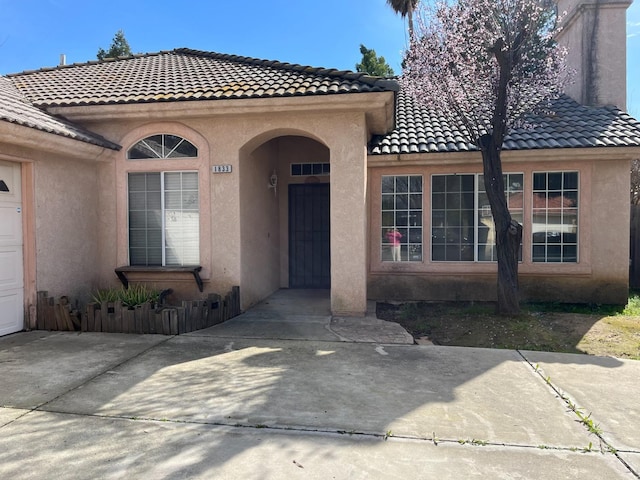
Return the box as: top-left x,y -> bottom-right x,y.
431,173 -> 523,262
381,175 -> 423,262
127,134 -> 198,159
532,171 -> 578,263
128,171 -> 199,266
477,174 -> 524,261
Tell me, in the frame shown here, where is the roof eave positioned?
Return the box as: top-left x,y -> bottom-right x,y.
0,120 -> 118,161
45,92 -> 398,133
367,145 -> 640,165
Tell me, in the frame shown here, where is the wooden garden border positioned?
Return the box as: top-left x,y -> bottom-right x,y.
35,287 -> 240,335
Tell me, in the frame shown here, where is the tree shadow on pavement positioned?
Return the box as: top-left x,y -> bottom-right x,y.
0,328 -> 631,479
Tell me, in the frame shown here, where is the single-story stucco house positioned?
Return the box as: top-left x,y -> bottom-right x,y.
1,0 -> 639,336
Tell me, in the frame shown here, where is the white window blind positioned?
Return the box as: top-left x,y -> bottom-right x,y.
128,171 -> 199,266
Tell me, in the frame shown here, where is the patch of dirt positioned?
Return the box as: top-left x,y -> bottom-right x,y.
376,302 -> 640,359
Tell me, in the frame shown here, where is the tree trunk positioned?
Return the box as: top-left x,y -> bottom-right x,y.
408,8 -> 415,39
480,135 -> 523,315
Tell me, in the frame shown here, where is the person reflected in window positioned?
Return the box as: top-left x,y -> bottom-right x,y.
386,228 -> 403,261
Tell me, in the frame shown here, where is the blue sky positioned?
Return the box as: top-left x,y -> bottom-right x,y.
1,0 -> 638,116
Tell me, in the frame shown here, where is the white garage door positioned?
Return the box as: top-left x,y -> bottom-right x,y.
0,161 -> 23,336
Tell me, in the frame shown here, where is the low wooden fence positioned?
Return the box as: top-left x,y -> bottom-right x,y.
36,293 -> 82,331
36,287 -> 240,335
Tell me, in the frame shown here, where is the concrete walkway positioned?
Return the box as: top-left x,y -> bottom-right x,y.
196,289 -> 415,344
0,292 -> 638,478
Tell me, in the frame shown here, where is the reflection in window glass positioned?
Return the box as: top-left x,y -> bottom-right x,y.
532,172 -> 578,263
477,174 -> 524,262
381,175 -> 423,262
431,175 -> 475,261
431,173 -> 523,262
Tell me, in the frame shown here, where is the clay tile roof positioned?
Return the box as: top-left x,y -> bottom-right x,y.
0,76 -> 120,150
6,48 -> 639,155
369,89 -> 640,155
7,49 -> 399,108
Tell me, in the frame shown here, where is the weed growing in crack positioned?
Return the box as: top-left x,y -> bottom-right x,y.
582,442 -> 594,453
458,438 -> 487,446
577,413 -> 603,435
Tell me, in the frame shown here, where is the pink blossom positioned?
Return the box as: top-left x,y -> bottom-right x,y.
401,0 -> 571,145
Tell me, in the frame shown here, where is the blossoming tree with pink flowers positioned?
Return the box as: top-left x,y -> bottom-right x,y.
401,0 -> 569,314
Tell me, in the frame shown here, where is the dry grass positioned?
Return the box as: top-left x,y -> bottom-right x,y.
377,302 -> 640,360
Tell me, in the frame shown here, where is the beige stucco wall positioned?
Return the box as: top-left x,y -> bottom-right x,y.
1,86 -> 635,319
329,115 -> 369,316
367,150 -> 632,305
62,93 -> 393,314
239,140 -> 280,309
34,155 -> 101,301
0,135 -> 107,307
39,89 -> 633,312
557,0 -> 632,109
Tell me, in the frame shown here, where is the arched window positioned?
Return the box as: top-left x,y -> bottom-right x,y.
126,133 -> 200,266
127,134 -> 198,159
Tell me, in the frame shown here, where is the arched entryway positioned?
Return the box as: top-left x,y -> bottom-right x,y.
239,134 -> 330,308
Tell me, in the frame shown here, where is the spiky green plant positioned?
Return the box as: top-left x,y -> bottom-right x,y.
91,288 -> 121,304
91,284 -> 161,308
119,284 -> 160,308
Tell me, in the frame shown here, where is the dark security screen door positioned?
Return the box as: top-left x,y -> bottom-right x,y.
289,184 -> 330,288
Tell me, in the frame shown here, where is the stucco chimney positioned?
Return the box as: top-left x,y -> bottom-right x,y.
556,0 -> 633,109
59,54 -> 66,66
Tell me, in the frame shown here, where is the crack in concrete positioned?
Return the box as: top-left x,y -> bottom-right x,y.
517,349 -> 640,479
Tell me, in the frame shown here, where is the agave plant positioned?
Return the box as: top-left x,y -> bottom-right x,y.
91,284 -> 161,308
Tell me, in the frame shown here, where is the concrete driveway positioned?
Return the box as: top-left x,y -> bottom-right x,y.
0,292 -> 638,478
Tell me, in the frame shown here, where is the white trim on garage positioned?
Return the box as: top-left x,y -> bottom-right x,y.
0,161 -> 24,336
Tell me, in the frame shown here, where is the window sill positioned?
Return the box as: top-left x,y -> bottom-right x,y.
370,261 -> 592,276
115,266 -> 203,292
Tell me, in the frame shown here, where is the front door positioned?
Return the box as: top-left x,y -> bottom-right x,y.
0,161 -> 24,336
289,184 -> 330,288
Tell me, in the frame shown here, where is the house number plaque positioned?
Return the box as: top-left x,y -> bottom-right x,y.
212,165 -> 232,174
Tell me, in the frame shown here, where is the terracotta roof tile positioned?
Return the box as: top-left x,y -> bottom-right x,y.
0,76 -> 120,150
8,49 -> 399,107
369,90 -> 640,154
5,48 -> 640,155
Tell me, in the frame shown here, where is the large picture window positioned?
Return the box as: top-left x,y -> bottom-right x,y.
477,174 -> 524,261
432,175 -> 475,261
128,171 -> 199,266
381,175 -> 423,262
431,173 -> 523,262
532,172 -> 578,263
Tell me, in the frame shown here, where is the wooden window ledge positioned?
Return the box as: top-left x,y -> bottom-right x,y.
115,266 -> 203,292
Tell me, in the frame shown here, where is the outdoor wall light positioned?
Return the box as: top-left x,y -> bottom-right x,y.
268,170 -> 278,196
